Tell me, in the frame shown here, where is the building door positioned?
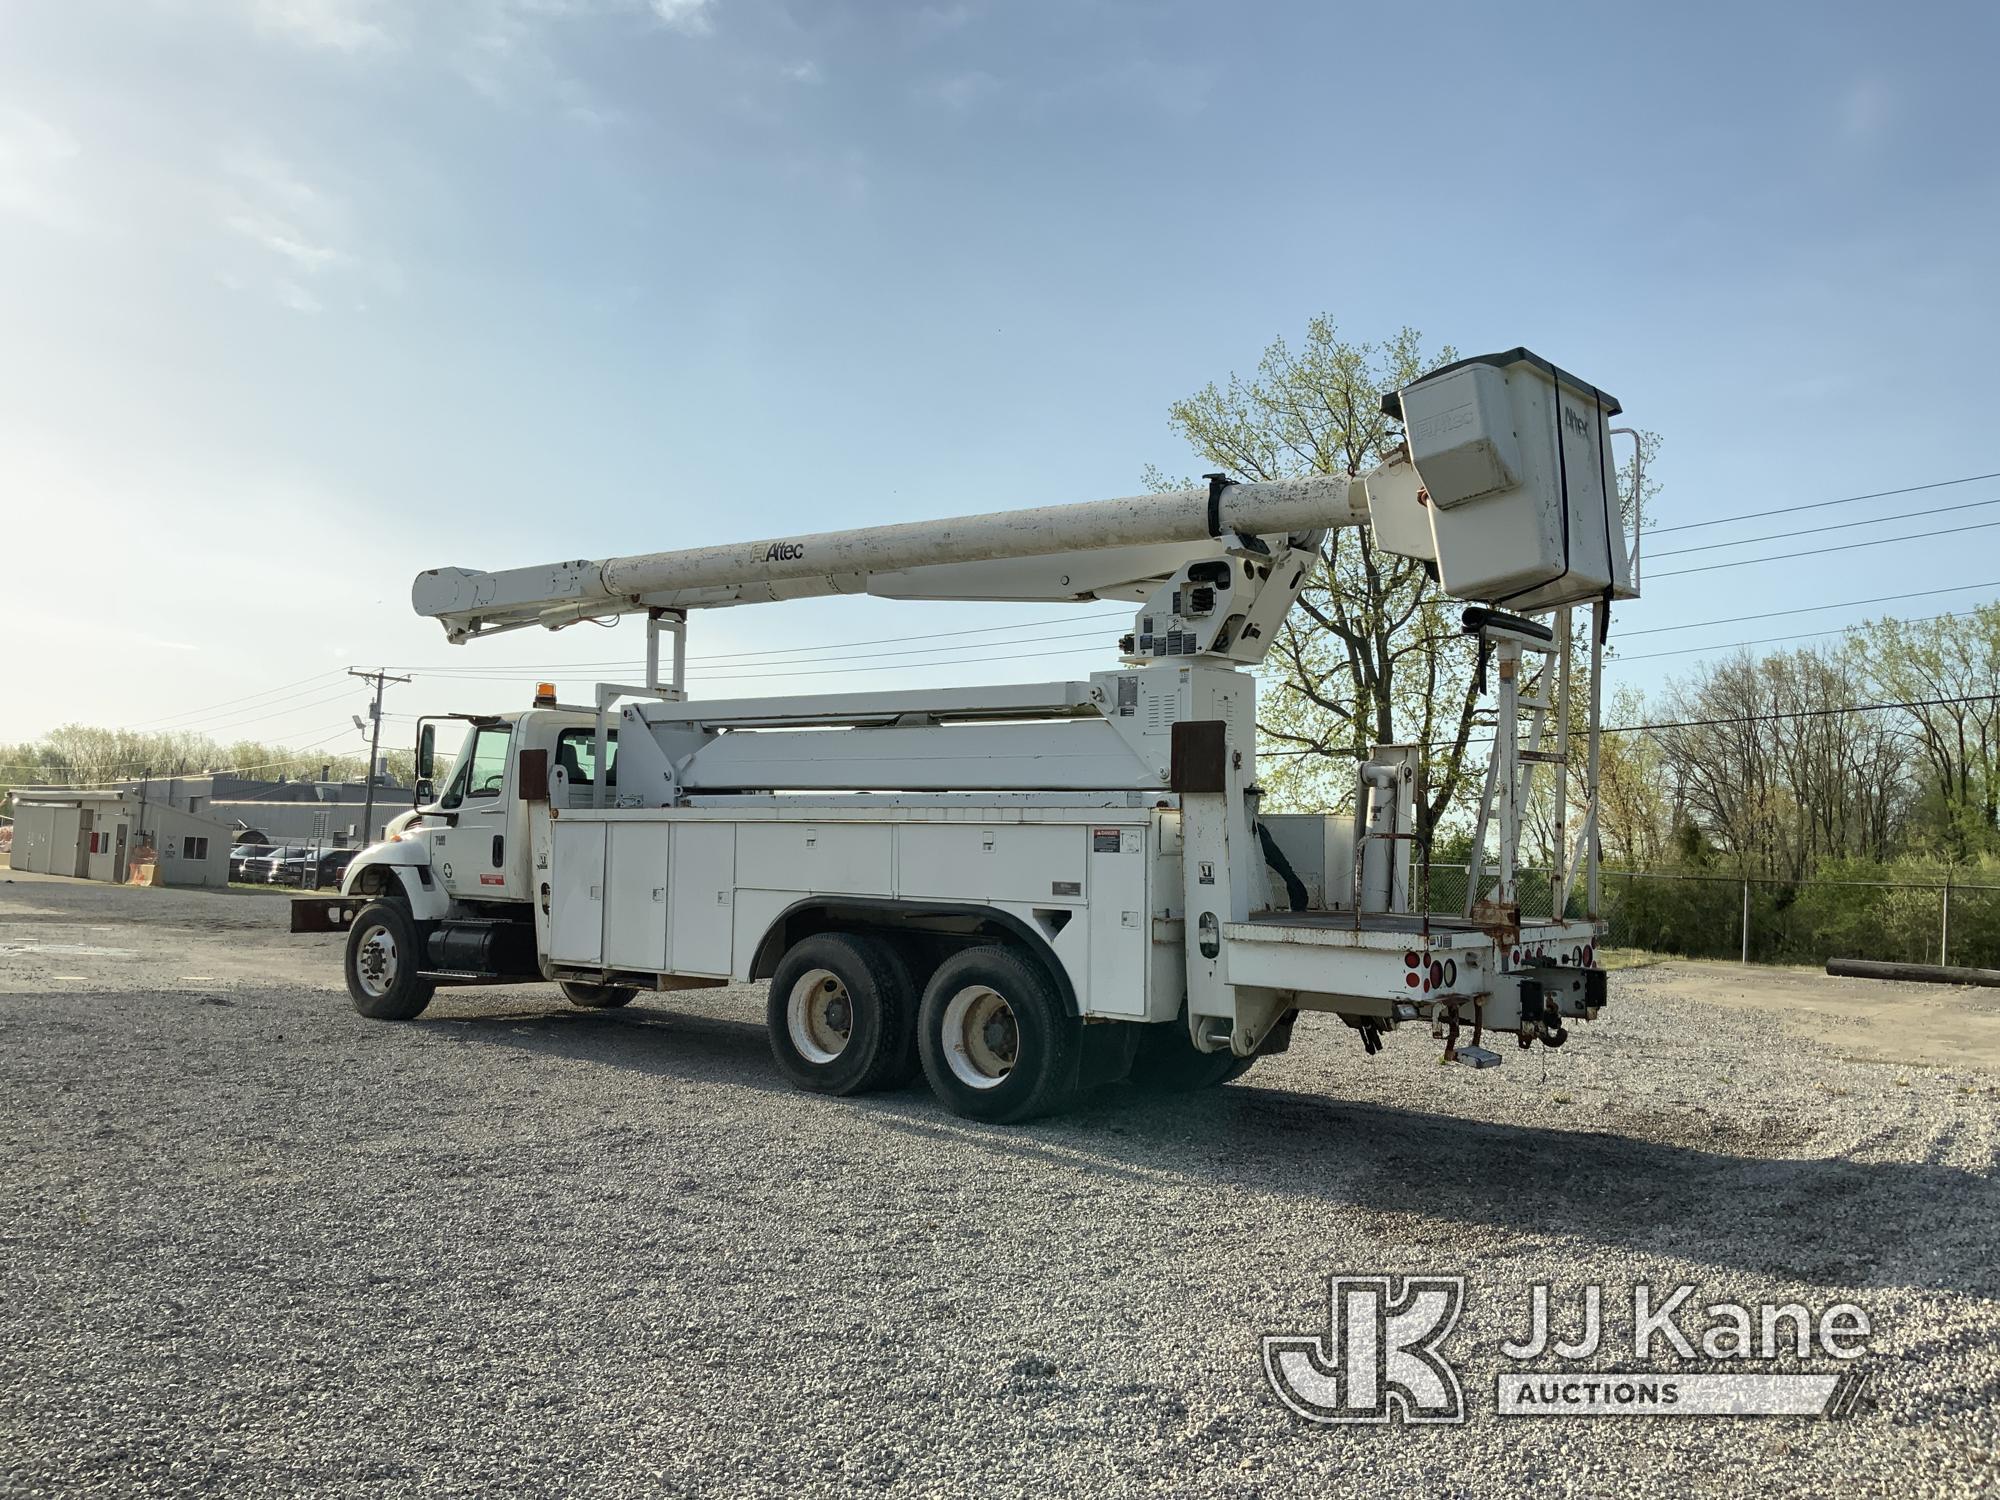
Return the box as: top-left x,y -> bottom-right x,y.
113,823 -> 129,883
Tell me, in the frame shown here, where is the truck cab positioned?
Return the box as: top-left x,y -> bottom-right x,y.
334,699 -> 611,925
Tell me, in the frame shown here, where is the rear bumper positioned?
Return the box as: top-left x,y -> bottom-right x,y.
1219,913 -> 1606,1056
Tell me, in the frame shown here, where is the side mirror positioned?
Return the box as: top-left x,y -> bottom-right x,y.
416,724 -> 436,779
415,778 -> 435,806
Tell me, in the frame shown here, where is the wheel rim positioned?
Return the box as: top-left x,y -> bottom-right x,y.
941,985 -> 1018,1090
355,923 -> 398,998
786,968 -> 853,1064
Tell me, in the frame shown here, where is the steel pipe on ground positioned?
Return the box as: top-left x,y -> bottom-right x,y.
1826,957 -> 2000,988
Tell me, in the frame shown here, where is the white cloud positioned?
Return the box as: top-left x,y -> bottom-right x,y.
274,278 -> 325,313
650,0 -> 714,37
782,59 -> 821,84
911,2 -> 976,41
450,0 -> 624,112
250,0 -> 397,52
917,70 -> 997,112
214,145 -> 398,313
0,108 -> 88,232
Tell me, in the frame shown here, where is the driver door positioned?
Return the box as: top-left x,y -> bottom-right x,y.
431,723 -> 516,900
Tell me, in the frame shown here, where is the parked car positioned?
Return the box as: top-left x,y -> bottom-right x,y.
258,847 -> 358,889
229,843 -> 276,881
240,846 -> 308,884
296,849 -> 357,890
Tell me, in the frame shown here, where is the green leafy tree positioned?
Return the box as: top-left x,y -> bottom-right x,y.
1855,603 -> 2000,858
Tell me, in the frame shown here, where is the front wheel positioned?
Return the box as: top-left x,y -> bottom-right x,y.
560,980 -> 638,1010
917,946 -> 1078,1124
344,900 -> 435,1021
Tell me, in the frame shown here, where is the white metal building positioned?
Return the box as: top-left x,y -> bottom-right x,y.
7,787 -> 234,887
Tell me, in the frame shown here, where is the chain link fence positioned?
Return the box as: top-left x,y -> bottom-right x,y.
1422,864 -> 2000,969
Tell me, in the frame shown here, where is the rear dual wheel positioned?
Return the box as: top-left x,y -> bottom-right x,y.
765,933 -> 920,1096
916,946 -> 1078,1124
766,935 -> 1082,1123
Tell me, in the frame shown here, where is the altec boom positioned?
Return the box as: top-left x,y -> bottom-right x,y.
304,347 -> 1644,1123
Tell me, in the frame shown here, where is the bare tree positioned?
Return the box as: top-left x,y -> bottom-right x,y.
1146,319 -> 1487,824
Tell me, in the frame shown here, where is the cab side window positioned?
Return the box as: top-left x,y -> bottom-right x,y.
465,726 -> 514,799
555,729 -> 618,788
440,726 -> 513,809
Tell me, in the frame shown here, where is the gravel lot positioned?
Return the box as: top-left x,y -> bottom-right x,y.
3,869 -> 1997,1498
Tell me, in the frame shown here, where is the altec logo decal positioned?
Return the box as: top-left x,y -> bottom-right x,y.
763,542 -> 806,562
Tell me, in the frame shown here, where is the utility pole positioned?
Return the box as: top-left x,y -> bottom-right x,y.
349,668 -> 412,846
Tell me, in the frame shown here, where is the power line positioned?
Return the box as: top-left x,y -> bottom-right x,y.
396,622 -> 1121,681
130,676 -> 361,736
1649,470 -> 2000,535
384,609 -> 1133,674
1618,580 -> 2000,636
1647,492 -> 2000,560
1613,693 -> 2000,736
168,684 -> 365,736
1612,608 -> 1979,664
405,639 -> 1118,688
127,669 -> 349,732
1649,517 -> 2000,579
1260,693 -> 2000,758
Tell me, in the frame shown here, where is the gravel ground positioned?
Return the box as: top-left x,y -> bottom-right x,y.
3,869 -> 1997,1498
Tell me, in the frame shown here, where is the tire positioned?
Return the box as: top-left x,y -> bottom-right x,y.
344,899 -> 436,1021
867,938 -> 924,1090
560,980 -> 638,1010
1126,1020 -> 1255,1092
917,945 -> 1078,1124
766,933 -> 918,1096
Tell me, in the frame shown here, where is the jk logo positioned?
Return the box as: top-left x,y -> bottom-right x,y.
1263,1275 -> 1466,1425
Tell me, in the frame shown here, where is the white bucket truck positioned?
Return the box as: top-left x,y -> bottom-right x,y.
297,348 -> 1644,1122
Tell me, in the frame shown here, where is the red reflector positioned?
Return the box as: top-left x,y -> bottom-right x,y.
1405,972 -> 1420,987
1404,950 -> 1420,968
1585,943 -> 1595,967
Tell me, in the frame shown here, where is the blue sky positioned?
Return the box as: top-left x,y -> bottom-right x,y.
4,0 -> 1997,762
